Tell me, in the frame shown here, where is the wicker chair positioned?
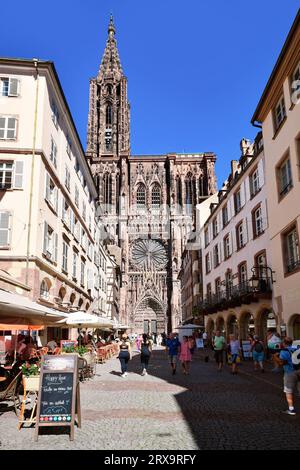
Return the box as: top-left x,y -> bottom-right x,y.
77,357 -> 88,382
0,370 -> 22,415
82,352 -> 96,378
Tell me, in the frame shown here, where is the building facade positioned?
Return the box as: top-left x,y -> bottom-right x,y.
200,135 -> 274,340
0,58 -> 112,342
86,17 -> 218,334
251,10 -> 300,340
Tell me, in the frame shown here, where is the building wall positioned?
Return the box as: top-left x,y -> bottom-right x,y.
0,60 -> 112,341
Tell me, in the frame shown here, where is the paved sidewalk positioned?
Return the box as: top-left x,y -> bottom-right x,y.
0,346 -> 299,450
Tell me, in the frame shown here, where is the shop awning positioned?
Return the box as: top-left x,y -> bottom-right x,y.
0,289 -> 68,324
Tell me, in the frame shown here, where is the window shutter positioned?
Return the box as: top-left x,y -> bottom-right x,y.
43,222 -> 48,254
53,233 -> 58,262
70,209 -> 74,234
61,195 -> 66,221
0,212 -> 10,246
8,78 -> 19,97
14,161 -> 24,188
55,187 -> 59,213
45,172 -> 50,201
7,118 -> 17,139
258,160 -> 264,188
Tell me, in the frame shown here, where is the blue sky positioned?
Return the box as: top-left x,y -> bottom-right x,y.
1,1 -> 299,186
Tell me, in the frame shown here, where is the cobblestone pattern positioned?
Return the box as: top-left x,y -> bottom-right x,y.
0,347 -> 299,450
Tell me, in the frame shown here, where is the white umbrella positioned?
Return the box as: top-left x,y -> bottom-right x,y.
176,324 -> 199,329
60,311 -> 113,328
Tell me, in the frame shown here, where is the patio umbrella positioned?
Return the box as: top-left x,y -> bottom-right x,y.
59,311 -> 114,346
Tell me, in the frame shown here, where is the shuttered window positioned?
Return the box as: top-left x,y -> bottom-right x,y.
43,222 -> 58,262
0,211 -> 11,247
0,117 -> 17,140
45,172 -> 58,213
50,137 -> 57,167
1,78 -> 19,97
0,161 -> 24,189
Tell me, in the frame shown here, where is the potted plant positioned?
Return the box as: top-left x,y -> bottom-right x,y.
21,361 -> 40,391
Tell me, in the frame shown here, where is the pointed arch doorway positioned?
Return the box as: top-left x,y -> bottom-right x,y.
134,297 -> 166,334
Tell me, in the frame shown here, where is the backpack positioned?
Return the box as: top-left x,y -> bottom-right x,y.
141,342 -> 150,356
254,341 -> 263,353
288,346 -> 300,371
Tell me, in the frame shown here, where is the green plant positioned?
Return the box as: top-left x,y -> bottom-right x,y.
75,345 -> 88,356
62,345 -> 75,353
21,361 -> 40,377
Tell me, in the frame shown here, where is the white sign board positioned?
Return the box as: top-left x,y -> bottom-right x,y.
196,338 -> 204,349
241,340 -> 252,358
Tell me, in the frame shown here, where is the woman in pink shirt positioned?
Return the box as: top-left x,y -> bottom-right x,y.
179,336 -> 192,375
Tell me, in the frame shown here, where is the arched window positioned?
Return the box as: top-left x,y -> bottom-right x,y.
151,184 -> 161,208
106,104 -> 112,126
199,175 -> 204,197
58,286 -> 66,301
185,174 -> 193,208
70,293 -> 76,305
136,184 -> 146,208
40,279 -> 50,300
103,173 -> 112,208
176,177 -> 182,206
106,84 -> 112,95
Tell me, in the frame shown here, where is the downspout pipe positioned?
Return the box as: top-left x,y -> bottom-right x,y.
25,59 -> 39,285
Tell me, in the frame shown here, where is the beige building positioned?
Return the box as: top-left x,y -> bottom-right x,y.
251,10 -> 300,340
0,58 -> 112,342
200,135 -> 274,340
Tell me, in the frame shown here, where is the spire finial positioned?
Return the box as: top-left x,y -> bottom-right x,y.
108,13 -> 115,37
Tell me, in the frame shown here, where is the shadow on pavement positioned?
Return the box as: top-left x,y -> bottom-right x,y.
120,347 -> 300,450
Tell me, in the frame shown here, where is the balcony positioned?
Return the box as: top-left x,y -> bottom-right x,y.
200,278 -> 272,315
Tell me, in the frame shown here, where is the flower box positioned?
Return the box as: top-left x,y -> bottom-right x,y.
23,375 -> 40,391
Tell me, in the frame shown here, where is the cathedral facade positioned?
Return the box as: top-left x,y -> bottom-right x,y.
86,17 -> 217,333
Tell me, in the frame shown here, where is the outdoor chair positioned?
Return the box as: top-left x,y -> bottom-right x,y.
82,352 -> 96,378
78,357 -> 88,382
52,347 -> 62,355
0,370 -> 22,415
96,348 -> 106,364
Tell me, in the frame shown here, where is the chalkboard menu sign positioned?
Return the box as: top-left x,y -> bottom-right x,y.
35,354 -> 81,441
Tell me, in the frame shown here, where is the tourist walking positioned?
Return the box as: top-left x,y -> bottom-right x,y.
188,336 -> 195,355
166,333 -> 181,375
140,334 -> 152,376
251,335 -> 265,372
157,333 -> 162,346
277,337 -> 300,415
179,336 -> 192,375
136,334 -> 142,352
118,334 -> 131,377
227,334 -> 241,375
212,330 -> 226,371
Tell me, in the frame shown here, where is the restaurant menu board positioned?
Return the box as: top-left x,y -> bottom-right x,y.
35,354 -> 81,441
60,340 -> 77,350
39,373 -> 73,423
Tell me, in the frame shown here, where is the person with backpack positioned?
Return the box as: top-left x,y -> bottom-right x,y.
251,335 -> 265,373
277,337 -> 300,415
140,334 -> 152,376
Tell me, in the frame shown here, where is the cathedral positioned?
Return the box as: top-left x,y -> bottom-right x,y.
86,16 -> 217,333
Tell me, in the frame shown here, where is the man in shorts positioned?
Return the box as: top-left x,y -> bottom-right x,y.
166,333 -> 181,375
212,330 -> 226,372
277,337 -> 300,415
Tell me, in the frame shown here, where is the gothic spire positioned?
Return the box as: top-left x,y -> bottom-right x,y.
98,15 -> 123,79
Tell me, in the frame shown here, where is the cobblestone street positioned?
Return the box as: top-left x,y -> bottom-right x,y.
0,346 -> 300,450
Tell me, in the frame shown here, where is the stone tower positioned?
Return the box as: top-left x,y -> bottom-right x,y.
86,17 -> 217,333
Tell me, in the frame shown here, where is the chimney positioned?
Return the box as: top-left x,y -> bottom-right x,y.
231,160 -> 239,178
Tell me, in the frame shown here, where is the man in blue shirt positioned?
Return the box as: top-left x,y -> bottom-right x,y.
278,337 -> 300,415
166,333 -> 181,375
